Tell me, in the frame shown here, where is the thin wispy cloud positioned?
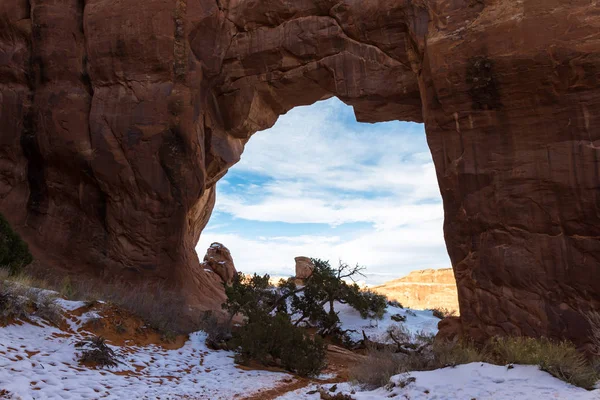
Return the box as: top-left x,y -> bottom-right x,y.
197,98 -> 450,285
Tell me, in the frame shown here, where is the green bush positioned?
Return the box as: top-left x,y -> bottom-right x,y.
232,312 -> 326,377
222,260 -> 389,377
284,259 -> 387,335
347,287 -> 387,320
225,260 -> 387,338
0,213 -> 33,275
223,273 -> 327,376
223,273 -> 278,321
278,319 -> 327,377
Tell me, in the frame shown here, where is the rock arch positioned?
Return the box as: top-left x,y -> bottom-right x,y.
1,0 -> 599,344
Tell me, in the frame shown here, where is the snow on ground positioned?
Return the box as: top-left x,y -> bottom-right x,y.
277,363 -> 600,400
0,299 -> 291,400
4,290 -> 597,400
285,283 -> 440,343
335,302 -> 439,343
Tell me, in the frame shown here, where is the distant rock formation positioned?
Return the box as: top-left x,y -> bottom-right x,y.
201,243 -> 236,285
373,269 -> 459,312
294,256 -> 314,280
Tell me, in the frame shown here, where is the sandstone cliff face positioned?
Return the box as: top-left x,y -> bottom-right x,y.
1,0 -> 599,344
373,269 -> 459,312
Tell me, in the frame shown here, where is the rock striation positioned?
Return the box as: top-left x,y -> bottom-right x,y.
1,0 -> 600,343
201,242 -> 237,284
373,269 -> 459,312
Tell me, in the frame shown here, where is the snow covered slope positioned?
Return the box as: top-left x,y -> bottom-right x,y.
278,363 -> 600,400
2,288 -> 598,400
0,298 -> 291,400
335,302 -> 439,343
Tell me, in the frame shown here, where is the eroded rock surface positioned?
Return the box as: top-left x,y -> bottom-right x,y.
201,242 -> 237,284
1,0 -> 599,343
294,256 -> 314,280
373,269 -> 459,312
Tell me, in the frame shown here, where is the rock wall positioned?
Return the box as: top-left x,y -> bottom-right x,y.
373,269 -> 459,312
1,0 -> 599,343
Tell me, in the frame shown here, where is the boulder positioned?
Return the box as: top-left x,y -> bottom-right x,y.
201,243 -> 236,285
294,256 -> 314,280
437,316 -> 463,343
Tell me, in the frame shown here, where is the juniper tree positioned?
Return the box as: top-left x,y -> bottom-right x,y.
222,259 -> 387,375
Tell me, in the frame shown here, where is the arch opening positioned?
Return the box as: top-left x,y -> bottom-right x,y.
197,98 -> 454,300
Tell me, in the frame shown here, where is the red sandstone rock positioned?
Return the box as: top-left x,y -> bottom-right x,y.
294,256 -> 314,280
201,243 -> 237,284
436,316 -> 463,343
1,0 -> 599,344
373,269 -> 459,312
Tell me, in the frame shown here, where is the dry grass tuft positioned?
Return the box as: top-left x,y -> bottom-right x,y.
349,343 -> 405,389
0,282 -> 30,324
352,326 -> 598,391
487,336 -> 599,390
430,307 -> 457,320
317,388 -> 356,400
200,311 -> 232,350
586,311 -> 600,356
75,336 -> 119,368
98,282 -> 196,334
30,290 -> 62,326
432,340 -> 485,368
4,266 -> 199,334
0,280 -> 62,326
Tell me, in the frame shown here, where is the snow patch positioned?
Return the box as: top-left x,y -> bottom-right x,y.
276,363 -> 599,400
0,305 -> 292,399
335,302 -> 439,343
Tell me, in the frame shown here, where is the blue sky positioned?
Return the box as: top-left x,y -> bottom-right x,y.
196,98 -> 450,285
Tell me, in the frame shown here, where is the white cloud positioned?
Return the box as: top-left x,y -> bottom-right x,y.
196,220 -> 448,285
233,103 -> 439,199
216,190 -> 443,230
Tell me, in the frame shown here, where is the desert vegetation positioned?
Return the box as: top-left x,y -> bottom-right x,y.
1,210 -> 598,392
0,213 -> 33,276
220,259 -> 388,377
220,272 -> 326,376
350,325 -> 600,390
429,307 -> 457,320
487,336 -> 598,389
0,272 -> 62,326
1,266 -> 193,335
75,336 -> 120,368
586,311 -> 600,356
